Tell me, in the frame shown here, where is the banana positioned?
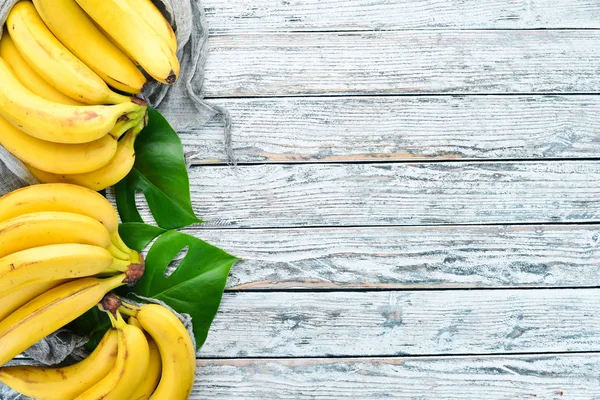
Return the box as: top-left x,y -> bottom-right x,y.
0,31 -> 82,105
0,275 -> 126,366
75,311 -> 149,400
75,0 -> 180,84
128,317 -> 163,400
0,116 -> 118,174
120,303 -> 196,400
0,58 -> 144,144
0,211 -> 111,259
0,328 -> 118,400
0,183 -> 132,254
28,124 -> 141,191
32,0 -> 147,94
0,279 -> 69,322
7,1 -> 132,104
124,0 -> 177,54
0,243 -> 129,297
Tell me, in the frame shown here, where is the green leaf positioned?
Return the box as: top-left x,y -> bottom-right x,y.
130,230 -> 239,347
67,307 -> 110,352
115,107 -> 202,230
119,222 -> 166,252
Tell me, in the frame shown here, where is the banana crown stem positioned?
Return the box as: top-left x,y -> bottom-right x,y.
108,257 -> 131,273
108,243 -> 130,261
117,300 -> 140,318
108,310 -> 127,329
109,230 -> 131,254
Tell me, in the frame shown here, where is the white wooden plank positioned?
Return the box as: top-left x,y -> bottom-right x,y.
190,225 -> 600,290
203,0 -> 600,33
193,355 -> 600,399
201,290 -> 600,357
203,31 -> 600,97
179,162 -> 600,228
170,96 -> 600,164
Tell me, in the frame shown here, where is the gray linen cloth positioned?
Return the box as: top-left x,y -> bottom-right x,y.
0,1 -> 223,397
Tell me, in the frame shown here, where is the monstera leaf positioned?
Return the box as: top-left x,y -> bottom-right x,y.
130,229 -> 238,347
115,107 -> 201,230
118,222 -> 166,252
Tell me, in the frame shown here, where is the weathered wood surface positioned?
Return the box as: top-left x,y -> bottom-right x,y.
174,95 -> 600,164
203,0 -> 600,33
193,355 -> 600,399
201,290 -> 600,358
191,1 -> 600,394
203,31 -> 600,97
179,162 -> 600,228
190,225 -> 600,290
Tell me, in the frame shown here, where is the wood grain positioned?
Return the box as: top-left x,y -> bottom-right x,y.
203,31 -> 600,97
193,355 -> 600,399
190,225 -> 600,290
171,95 -> 600,164
201,290 -> 600,358
176,162 -> 600,228
203,0 -> 600,33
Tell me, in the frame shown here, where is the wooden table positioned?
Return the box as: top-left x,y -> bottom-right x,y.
170,1 -> 600,398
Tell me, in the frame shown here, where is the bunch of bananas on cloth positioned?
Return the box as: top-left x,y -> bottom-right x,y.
0,0 -> 179,191
0,299 -> 196,400
0,183 -> 197,399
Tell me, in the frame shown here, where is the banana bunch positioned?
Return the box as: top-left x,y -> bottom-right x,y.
0,182 -> 197,399
0,301 -> 197,400
0,183 -> 147,367
0,0 -> 179,191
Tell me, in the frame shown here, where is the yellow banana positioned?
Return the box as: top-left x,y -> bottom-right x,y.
0,116 -> 118,174
0,183 -> 132,254
32,0 -> 147,94
75,311 -> 149,400
75,0 -> 180,84
0,211 -> 111,259
28,124 -> 140,191
0,275 -> 126,366
0,279 -> 69,322
7,1 -> 132,104
124,0 -> 177,54
0,243 -> 129,297
128,317 -> 163,400
0,31 -> 82,105
0,328 -> 118,400
120,303 -> 196,400
0,58 -> 144,144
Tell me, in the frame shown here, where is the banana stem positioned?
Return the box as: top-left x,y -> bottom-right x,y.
106,309 -> 127,328
108,243 -> 130,261
117,299 -> 140,318
106,91 -> 136,105
110,230 -> 131,254
106,258 -> 131,273
109,117 -> 141,140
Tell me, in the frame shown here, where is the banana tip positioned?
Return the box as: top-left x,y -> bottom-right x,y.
166,71 -> 177,84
